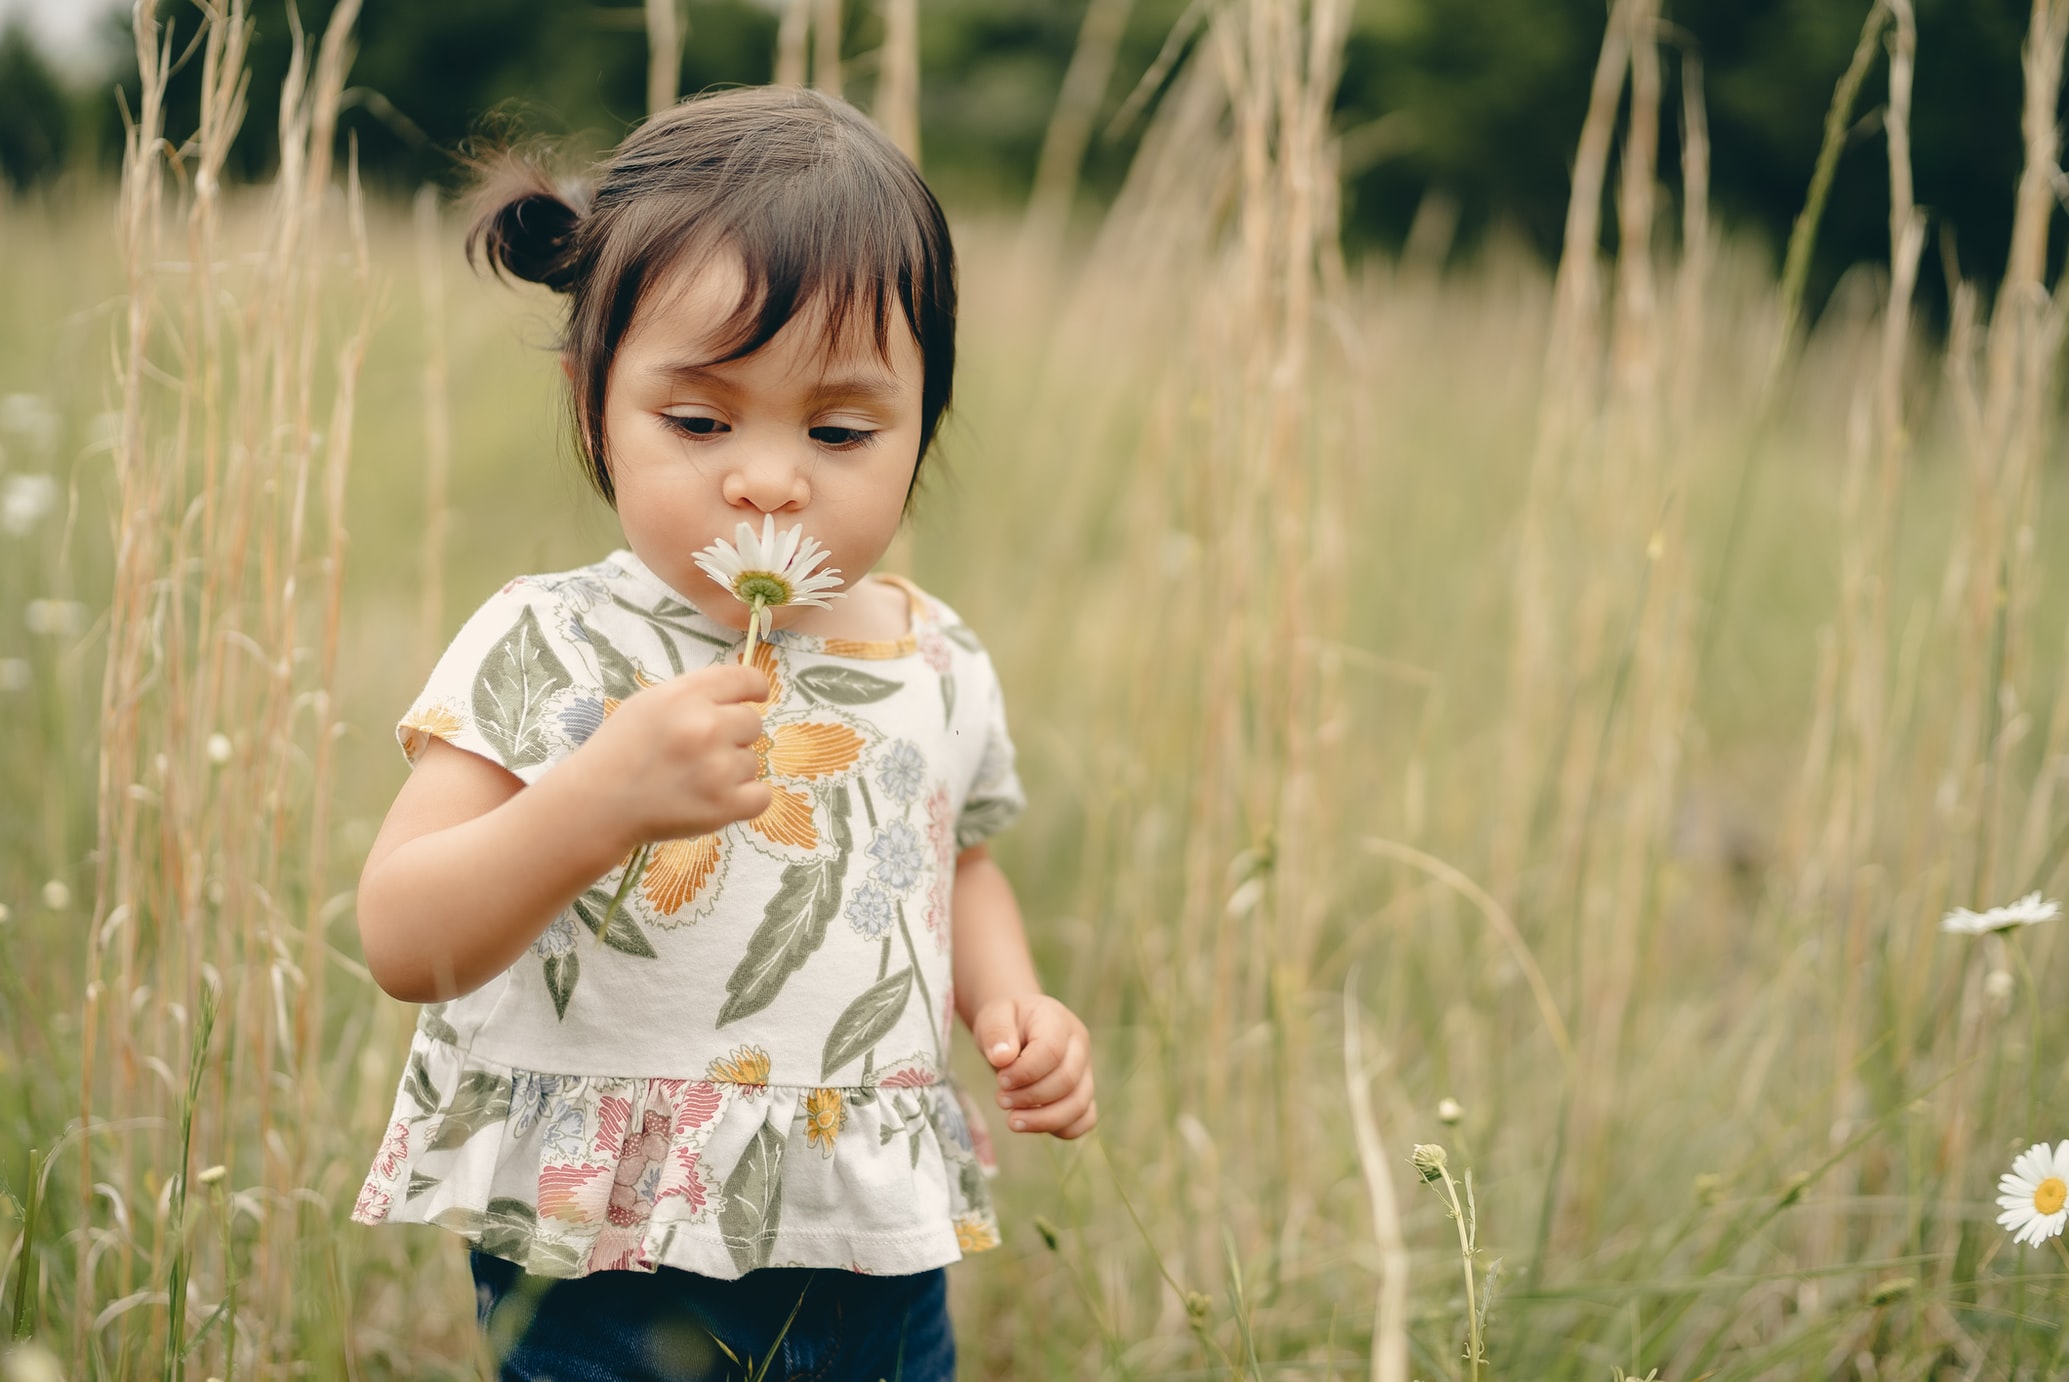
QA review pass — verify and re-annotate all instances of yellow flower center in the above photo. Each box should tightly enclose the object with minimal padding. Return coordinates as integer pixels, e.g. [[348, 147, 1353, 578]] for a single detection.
[[2035, 1177, 2067, 1216], [735, 572, 793, 607]]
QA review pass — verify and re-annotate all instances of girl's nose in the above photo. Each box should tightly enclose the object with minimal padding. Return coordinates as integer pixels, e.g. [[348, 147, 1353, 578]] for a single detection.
[[720, 448, 809, 513]]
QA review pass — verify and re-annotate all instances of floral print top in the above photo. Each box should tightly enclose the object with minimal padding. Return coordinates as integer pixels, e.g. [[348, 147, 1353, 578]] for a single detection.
[[352, 549, 1022, 1279]]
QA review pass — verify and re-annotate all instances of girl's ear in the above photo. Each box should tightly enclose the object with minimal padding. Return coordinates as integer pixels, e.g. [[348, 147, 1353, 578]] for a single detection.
[[560, 354, 576, 383]]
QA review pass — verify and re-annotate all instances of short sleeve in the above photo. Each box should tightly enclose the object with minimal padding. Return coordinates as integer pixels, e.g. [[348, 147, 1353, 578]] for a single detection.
[[396, 578, 604, 785], [956, 654, 1026, 851]]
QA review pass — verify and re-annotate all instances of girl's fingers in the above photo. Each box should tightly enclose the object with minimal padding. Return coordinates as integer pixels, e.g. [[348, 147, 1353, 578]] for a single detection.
[[1005, 1082, 1090, 1135], [997, 1034, 1085, 1109], [1056, 1101, 1099, 1140], [693, 664, 771, 704], [720, 704, 765, 746], [997, 1022, 1070, 1089]]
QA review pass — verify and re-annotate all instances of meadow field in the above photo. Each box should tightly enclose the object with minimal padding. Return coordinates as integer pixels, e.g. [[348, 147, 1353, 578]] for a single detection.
[[4, 0, 2069, 1377]]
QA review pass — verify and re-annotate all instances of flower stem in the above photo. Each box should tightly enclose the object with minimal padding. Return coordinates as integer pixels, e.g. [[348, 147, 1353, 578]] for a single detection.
[[743, 596, 767, 667], [1437, 1165, 1482, 1382], [599, 842, 651, 935]]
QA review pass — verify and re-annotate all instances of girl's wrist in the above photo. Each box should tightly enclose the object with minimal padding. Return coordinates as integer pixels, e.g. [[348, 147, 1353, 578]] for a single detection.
[[533, 748, 645, 869]]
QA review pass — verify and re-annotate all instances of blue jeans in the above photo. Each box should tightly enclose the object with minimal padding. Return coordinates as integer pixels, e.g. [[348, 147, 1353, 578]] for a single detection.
[[470, 1251, 956, 1382]]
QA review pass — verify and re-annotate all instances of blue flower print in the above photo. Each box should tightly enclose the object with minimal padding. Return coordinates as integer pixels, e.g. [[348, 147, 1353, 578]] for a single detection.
[[868, 820, 927, 893], [559, 696, 605, 744], [510, 1071, 556, 1137], [541, 1102, 587, 1160], [848, 883, 895, 940], [532, 915, 578, 959], [875, 740, 926, 806]]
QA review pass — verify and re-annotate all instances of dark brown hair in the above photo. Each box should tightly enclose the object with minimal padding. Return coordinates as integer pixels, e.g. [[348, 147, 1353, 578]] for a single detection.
[[467, 87, 957, 506]]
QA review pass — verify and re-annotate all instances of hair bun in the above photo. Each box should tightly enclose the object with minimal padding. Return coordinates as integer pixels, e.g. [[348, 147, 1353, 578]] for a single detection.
[[467, 177, 584, 293]]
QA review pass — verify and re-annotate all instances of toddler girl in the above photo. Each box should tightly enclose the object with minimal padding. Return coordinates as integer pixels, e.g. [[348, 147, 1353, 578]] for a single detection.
[[351, 86, 1096, 1381]]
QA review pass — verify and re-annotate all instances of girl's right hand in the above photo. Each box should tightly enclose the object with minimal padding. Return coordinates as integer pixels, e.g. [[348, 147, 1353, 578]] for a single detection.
[[573, 664, 773, 848]]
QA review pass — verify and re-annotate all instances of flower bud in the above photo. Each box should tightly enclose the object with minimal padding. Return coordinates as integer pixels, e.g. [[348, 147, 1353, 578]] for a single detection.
[[1411, 1143, 1449, 1182], [1033, 1215, 1059, 1251], [1436, 1098, 1464, 1125]]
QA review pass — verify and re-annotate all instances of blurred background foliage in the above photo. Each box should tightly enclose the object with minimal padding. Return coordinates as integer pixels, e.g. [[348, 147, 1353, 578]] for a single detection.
[[0, 0, 2050, 317]]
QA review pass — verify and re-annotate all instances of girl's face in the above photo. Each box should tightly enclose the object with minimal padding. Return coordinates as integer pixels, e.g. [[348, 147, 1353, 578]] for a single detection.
[[599, 251, 926, 632]]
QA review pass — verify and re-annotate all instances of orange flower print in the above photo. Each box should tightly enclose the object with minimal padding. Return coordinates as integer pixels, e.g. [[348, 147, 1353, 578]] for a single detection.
[[804, 1087, 846, 1157], [398, 702, 464, 764], [953, 1213, 998, 1252], [634, 642, 867, 924], [706, 1046, 771, 1090]]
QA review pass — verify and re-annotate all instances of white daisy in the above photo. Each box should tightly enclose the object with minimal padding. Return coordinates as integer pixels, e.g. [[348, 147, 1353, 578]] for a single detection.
[[692, 516, 846, 645], [1941, 891, 2060, 936], [1996, 1141, 2069, 1247]]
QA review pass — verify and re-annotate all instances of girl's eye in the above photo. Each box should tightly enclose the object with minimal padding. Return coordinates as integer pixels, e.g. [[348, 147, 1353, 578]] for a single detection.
[[662, 414, 727, 437], [809, 425, 875, 450]]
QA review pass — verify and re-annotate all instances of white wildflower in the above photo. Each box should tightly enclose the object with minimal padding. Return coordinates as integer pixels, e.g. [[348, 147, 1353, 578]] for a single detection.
[[1437, 1097, 1465, 1125], [24, 599, 88, 637], [1996, 1140, 2069, 1247], [1, 473, 57, 535], [41, 880, 70, 910], [0, 658, 29, 692], [692, 516, 845, 646], [1941, 892, 2060, 936], [206, 732, 234, 765]]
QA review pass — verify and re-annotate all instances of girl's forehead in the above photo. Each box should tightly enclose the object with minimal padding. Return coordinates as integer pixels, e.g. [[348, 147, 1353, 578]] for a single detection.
[[626, 250, 922, 382]]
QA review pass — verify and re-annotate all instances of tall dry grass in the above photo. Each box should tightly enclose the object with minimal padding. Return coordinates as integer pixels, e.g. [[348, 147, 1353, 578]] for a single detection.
[[2, 0, 2069, 1378]]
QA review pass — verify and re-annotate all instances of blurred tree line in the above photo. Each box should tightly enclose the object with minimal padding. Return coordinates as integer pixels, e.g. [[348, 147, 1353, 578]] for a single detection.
[[0, 0, 2047, 312]]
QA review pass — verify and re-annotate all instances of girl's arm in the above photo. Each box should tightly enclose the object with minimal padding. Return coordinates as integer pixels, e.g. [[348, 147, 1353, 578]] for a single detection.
[[357, 662, 771, 1003], [952, 845, 1098, 1139]]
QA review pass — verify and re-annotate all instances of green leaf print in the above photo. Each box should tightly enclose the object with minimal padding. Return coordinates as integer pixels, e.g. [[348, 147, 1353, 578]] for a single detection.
[[940, 669, 957, 726], [610, 591, 732, 655], [571, 613, 641, 700], [474, 605, 574, 771], [821, 967, 915, 1081], [720, 1122, 787, 1275], [404, 1050, 439, 1115], [792, 664, 902, 706], [573, 886, 658, 958], [942, 623, 984, 654], [544, 951, 578, 1021], [418, 1003, 461, 1047], [715, 858, 840, 1027], [427, 1069, 513, 1152], [406, 1169, 440, 1201], [434, 1197, 552, 1265], [956, 795, 1020, 851]]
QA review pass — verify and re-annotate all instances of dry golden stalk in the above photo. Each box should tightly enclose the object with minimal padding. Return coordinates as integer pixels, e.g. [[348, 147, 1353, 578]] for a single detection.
[[876, 0, 921, 163], [83, 0, 370, 1369], [646, 0, 684, 113], [812, 0, 843, 95]]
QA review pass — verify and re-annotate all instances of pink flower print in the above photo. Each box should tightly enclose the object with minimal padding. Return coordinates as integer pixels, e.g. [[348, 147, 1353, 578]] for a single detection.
[[923, 785, 955, 950], [607, 1108, 671, 1228], [652, 1080, 723, 1216], [593, 1094, 633, 1159], [354, 1181, 392, 1223], [538, 1164, 608, 1222], [918, 628, 952, 674], [373, 1119, 411, 1182]]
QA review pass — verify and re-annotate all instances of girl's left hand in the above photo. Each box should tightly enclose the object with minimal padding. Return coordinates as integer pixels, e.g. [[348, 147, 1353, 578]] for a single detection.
[[972, 996, 1097, 1139]]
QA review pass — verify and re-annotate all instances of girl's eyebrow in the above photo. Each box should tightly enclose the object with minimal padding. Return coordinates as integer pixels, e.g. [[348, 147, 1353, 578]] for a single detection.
[[654, 360, 905, 407]]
